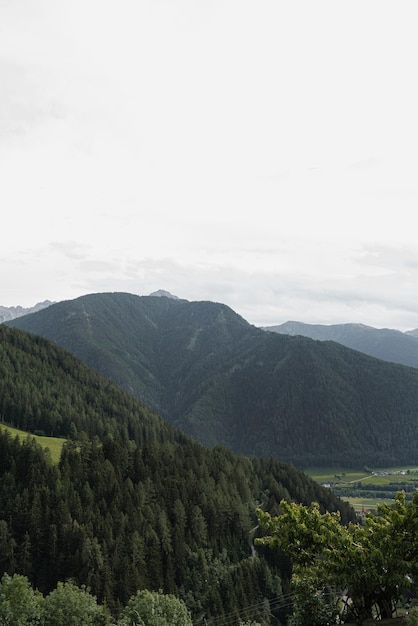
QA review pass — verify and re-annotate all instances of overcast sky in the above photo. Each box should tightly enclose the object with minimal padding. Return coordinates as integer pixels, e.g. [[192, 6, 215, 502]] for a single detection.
[[1, 1, 417, 329]]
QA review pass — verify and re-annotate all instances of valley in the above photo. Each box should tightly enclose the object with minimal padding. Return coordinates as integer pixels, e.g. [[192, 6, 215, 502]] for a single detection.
[[307, 465, 418, 512]]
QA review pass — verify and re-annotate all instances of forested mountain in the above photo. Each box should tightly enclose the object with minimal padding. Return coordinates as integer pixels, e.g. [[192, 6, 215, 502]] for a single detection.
[[8, 292, 418, 468], [0, 324, 186, 446], [263, 320, 418, 369], [0, 324, 353, 624]]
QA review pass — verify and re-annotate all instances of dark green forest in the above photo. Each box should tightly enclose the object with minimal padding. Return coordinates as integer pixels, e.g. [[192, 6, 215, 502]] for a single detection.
[[0, 324, 353, 624], [9, 292, 418, 468], [0, 323, 187, 446]]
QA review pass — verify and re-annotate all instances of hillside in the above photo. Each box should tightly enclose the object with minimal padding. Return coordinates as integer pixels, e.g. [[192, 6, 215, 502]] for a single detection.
[[8, 292, 418, 468], [263, 320, 418, 369], [0, 323, 186, 446], [0, 324, 353, 623]]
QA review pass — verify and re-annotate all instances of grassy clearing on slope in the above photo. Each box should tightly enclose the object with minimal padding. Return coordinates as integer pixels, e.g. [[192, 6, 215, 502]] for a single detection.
[[0, 423, 65, 463]]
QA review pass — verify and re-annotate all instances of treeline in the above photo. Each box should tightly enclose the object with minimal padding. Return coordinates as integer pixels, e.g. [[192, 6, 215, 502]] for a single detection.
[[0, 430, 353, 623]]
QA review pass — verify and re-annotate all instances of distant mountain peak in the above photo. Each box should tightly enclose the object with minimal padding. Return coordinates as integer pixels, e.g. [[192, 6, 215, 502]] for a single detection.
[[0, 300, 54, 323], [148, 290, 180, 300]]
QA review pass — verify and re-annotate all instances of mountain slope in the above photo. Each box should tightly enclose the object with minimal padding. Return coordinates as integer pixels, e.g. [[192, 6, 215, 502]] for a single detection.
[[0, 323, 353, 622], [8, 292, 418, 468], [263, 320, 418, 369], [7, 292, 255, 417], [0, 323, 186, 446]]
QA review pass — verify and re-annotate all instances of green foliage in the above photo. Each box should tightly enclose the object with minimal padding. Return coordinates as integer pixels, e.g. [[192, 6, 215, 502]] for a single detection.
[[0, 579, 192, 626], [258, 492, 418, 623], [42, 581, 109, 626], [0, 573, 43, 626], [0, 576, 109, 626], [0, 428, 349, 623], [118, 589, 192, 626], [407, 606, 418, 626], [287, 571, 338, 626]]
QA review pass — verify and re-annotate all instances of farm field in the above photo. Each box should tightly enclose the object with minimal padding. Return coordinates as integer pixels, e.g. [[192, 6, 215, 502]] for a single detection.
[[305, 466, 418, 513], [0, 423, 66, 463]]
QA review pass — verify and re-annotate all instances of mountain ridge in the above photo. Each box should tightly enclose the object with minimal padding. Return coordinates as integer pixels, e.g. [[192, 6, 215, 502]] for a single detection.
[[263, 320, 418, 369], [8, 291, 418, 468], [0, 300, 53, 323]]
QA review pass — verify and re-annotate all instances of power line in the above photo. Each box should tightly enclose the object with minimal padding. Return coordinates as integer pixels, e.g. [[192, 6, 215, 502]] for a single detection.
[[193, 591, 292, 626], [194, 587, 344, 626]]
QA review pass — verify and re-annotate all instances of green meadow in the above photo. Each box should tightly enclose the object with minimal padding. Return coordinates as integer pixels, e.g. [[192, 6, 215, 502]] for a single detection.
[[305, 466, 418, 513], [0, 423, 66, 464]]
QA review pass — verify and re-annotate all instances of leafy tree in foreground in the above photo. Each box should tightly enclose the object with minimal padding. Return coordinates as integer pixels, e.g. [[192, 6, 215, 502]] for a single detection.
[[0, 573, 43, 626], [117, 589, 192, 626], [286, 569, 339, 626], [257, 491, 418, 623], [42, 581, 109, 626]]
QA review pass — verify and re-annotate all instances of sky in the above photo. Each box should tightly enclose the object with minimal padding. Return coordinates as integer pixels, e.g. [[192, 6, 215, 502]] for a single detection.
[[1, 1, 418, 329]]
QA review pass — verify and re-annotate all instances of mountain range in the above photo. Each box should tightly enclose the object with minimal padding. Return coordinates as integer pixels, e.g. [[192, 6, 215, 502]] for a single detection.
[[263, 320, 418, 369], [4, 297, 418, 369], [0, 300, 53, 323], [8, 291, 418, 468]]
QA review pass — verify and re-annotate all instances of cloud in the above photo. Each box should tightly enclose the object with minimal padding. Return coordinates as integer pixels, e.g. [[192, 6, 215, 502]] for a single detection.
[[2, 241, 418, 331], [55, 250, 418, 330], [1, 0, 418, 333], [48, 241, 91, 261], [349, 157, 380, 170]]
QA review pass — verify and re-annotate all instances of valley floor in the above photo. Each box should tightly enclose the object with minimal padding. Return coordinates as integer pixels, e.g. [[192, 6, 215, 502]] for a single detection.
[[305, 466, 418, 513]]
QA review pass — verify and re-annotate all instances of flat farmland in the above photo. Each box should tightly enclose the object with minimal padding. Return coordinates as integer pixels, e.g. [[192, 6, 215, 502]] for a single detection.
[[305, 466, 418, 513]]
